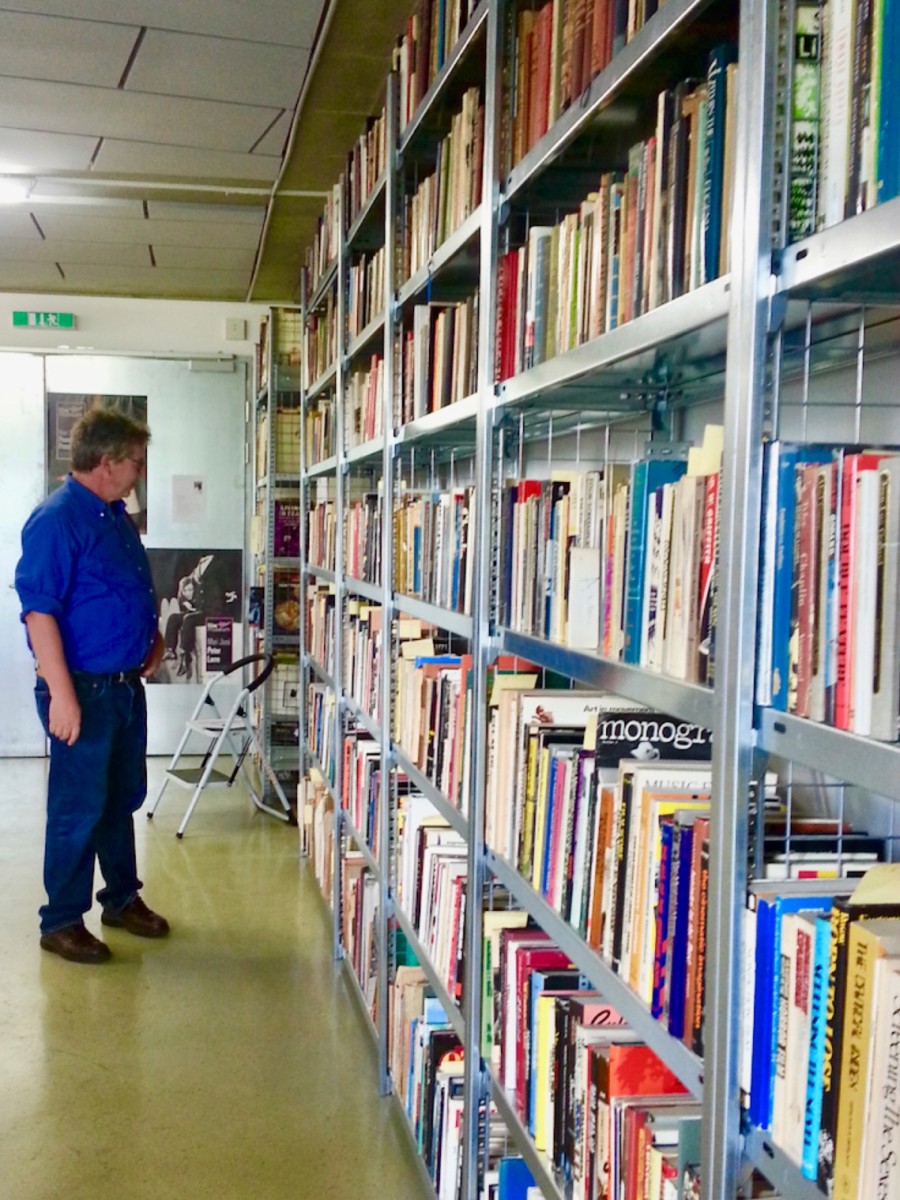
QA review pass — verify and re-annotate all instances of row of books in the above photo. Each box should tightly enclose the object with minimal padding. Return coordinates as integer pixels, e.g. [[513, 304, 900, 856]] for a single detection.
[[306, 583, 335, 673], [343, 857, 379, 1019], [303, 395, 334, 466], [273, 498, 301, 559], [257, 308, 301, 389], [500, 0, 668, 177], [343, 599, 382, 718], [348, 247, 386, 340], [303, 769, 334, 897], [305, 182, 342, 299], [343, 105, 388, 230], [341, 731, 381, 855], [393, 486, 475, 614], [400, 795, 468, 1002], [255, 405, 303, 479], [497, 470, 604, 649], [306, 680, 336, 782], [345, 490, 382, 583], [744, 870, 900, 1200], [486, 683, 718, 1026], [400, 85, 484, 283], [789, 0, 900, 239], [496, 427, 722, 685], [307, 499, 336, 570], [756, 441, 900, 740], [495, 54, 738, 380], [491, 918, 701, 1200], [395, 635, 472, 810], [399, 295, 479, 425], [303, 291, 338, 390], [393, 0, 482, 132], [344, 354, 385, 449]]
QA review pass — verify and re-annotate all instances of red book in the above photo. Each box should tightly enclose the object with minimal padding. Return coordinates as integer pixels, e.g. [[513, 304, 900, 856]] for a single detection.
[[514, 945, 574, 1116], [594, 1043, 689, 1200], [793, 464, 819, 717], [682, 814, 710, 1051], [591, 0, 613, 76], [498, 928, 550, 1088], [697, 471, 719, 685], [532, 3, 554, 148]]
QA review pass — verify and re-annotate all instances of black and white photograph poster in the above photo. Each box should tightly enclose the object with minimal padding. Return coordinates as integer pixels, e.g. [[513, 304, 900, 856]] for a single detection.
[[47, 393, 149, 532], [146, 548, 243, 685]]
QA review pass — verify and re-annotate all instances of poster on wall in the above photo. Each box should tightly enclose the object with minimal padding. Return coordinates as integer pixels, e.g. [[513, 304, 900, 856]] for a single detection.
[[47, 393, 149, 532], [145, 548, 243, 685]]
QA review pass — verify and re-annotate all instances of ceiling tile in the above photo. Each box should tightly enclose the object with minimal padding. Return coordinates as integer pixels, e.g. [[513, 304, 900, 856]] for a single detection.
[[58, 260, 251, 299], [0, 0, 326, 47], [145, 201, 264, 224], [0, 238, 152, 265], [0, 11, 139, 88], [31, 209, 262, 250], [150, 243, 256, 270], [0, 129, 99, 175], [0, 209, 45, 238], [126, 30, 306, 109], [0, 261, 70, 290], [94, 139, 280, 184], [0, 77, 281, 153]]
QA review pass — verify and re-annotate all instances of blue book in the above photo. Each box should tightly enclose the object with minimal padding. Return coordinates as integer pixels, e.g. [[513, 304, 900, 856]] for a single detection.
[[757, 442, 836, 709], [667, 820, 695, 1040], [539, 753, 560, 897], [802, 913, 832, 1179], [879, 0, 900, 201], [623, 457, 687, 663], [749, 891, 834, 1129], [651, 817, 676, 1019], [498, 1156, 536, 1200], [703, 43, 738, 280], [413, 523, 422, 595]]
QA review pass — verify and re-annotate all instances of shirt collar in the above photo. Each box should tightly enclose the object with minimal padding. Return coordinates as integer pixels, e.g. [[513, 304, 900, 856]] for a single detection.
[[65, 474, 126, 517]]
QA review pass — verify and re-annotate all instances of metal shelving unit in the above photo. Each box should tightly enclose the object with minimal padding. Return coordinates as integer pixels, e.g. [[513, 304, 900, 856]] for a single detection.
[[293, 0, 900, 1196], [251, 306, 302, 810]]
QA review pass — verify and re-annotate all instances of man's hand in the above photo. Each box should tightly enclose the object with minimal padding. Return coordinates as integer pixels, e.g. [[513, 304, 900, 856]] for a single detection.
[[142, 630, 166, 678], [48, 691, 81, 745]]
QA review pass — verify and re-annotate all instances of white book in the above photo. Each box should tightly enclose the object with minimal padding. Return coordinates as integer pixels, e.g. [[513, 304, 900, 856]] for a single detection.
[[819, 0, 855, 228], [566, 545, 602, 650]]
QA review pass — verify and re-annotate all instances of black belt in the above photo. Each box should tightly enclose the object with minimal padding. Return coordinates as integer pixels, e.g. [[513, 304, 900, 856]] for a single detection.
[[71, 667, 144, 685]]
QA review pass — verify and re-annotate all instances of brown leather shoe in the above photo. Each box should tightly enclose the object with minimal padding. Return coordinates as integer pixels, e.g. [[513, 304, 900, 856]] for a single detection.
[[102, 896, 170, 938], [40, 924, 111, 964]]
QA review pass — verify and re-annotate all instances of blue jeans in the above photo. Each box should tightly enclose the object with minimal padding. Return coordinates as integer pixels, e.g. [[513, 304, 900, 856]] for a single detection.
[[35, 674, 147, 935]]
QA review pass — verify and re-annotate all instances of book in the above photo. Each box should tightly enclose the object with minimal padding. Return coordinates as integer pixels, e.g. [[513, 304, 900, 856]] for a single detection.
[[832, 918, 900, 1200]]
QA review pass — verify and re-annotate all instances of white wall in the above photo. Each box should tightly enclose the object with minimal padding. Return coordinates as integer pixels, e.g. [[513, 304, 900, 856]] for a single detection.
[[0, 292, 267, 359]]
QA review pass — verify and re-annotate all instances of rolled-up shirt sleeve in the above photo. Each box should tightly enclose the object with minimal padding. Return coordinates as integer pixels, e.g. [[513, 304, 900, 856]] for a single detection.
[[15, 505, 75, 622]]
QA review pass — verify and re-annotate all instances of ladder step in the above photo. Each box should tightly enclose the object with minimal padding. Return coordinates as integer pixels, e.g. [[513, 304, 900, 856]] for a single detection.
[[185, 719, 250, 735], [165, 766, 232, 787]]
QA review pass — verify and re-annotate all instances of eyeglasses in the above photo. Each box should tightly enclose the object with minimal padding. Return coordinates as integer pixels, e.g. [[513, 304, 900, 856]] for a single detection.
[[124, 455, 146, 471]]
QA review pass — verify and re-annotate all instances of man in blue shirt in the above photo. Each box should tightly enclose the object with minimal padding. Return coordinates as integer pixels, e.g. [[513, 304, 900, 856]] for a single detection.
[[16, 407, 170, 963]]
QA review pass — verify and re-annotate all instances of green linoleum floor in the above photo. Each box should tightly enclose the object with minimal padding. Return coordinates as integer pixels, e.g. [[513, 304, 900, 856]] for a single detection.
[[0, 757, 432, 1200]]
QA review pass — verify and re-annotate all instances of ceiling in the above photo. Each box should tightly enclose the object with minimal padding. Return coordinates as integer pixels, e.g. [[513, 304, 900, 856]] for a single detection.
[[0, 0, 409, 305]]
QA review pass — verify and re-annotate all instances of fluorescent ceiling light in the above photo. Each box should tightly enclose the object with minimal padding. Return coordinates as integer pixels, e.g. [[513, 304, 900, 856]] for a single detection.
[[0, 176, 33, 204]]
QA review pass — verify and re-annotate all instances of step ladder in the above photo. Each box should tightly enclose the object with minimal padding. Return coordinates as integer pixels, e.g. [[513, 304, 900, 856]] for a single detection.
[[147, 653, 292, 838]]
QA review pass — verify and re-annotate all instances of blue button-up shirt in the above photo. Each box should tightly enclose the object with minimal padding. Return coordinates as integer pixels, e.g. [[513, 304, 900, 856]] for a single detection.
[[15, 476, 158, 673]]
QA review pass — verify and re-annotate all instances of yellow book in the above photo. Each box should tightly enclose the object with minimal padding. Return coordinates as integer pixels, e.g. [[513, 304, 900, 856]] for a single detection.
[[533, 992, 558, 1153], [833, 918, 900, 1200]]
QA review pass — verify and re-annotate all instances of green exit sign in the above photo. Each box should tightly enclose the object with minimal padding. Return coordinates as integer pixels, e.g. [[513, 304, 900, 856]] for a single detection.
[[13, 311, 75, 329]]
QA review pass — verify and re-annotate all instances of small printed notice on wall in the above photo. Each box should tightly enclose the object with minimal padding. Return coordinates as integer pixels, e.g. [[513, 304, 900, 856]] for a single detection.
[[205, 618, 233, 672], [172, 474, 207, 524]]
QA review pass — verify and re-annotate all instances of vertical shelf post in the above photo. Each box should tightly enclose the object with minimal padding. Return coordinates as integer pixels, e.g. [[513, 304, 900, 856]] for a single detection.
[[332, 192, 346, 961], [460, 1, 503, 1194], [704, 0, 780, 1195]]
